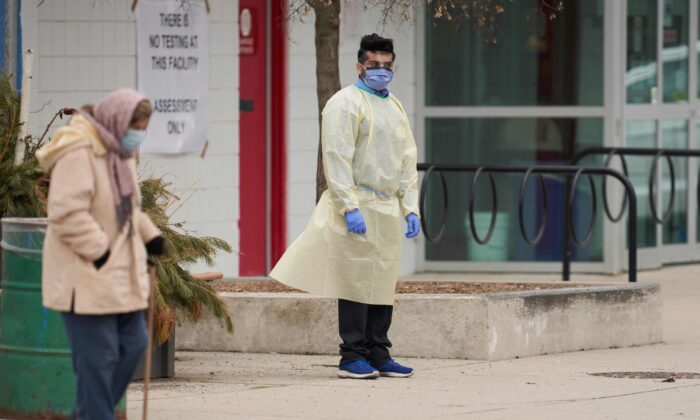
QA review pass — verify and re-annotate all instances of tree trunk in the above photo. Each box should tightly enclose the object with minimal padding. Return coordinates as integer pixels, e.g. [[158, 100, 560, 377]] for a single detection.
[[310, 0, 341, 203]]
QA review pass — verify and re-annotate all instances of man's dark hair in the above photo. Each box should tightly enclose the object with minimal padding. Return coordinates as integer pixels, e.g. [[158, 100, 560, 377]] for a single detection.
[[358, 33, 395, 62]]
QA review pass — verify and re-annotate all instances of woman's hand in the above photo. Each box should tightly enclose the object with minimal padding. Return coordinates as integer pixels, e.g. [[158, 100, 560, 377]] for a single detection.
[[145, 236, 166, 256]]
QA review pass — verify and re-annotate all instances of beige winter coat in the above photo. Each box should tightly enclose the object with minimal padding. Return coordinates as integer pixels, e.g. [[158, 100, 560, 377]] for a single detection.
[[37, 115, 161, 314]]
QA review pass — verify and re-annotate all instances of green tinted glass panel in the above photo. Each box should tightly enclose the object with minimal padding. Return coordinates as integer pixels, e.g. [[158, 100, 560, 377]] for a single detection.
[[626, 120, 657, 248], [424, 118, 603, 262], [627, 0, 658, 103], [662, 0, 689, 103], [425, 1, 603, 106], [660, 120, 688, 244]]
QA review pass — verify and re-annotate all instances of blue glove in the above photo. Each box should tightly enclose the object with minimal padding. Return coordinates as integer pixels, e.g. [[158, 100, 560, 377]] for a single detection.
[[344, 209, 367, 234], [406, 213, 420, 238]]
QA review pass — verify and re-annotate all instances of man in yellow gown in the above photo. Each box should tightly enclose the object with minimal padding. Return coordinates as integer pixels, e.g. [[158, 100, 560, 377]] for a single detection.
[[271, 34, 420, 379]]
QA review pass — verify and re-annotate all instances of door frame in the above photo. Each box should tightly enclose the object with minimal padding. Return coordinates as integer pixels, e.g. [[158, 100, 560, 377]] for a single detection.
[[269, 0, 288, 271], [239, 0, 287, 276]]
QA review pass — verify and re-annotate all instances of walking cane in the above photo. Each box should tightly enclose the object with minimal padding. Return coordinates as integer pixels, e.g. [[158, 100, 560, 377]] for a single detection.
[[142, 264, 157, 420]]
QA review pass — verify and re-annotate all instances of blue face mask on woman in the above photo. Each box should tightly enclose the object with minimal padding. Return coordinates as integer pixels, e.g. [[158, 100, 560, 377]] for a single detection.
[[362, 67, 393, 91], [121, 129, 146, 152]]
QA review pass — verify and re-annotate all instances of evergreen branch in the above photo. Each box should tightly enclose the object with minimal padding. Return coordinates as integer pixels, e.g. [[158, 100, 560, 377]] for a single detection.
[[141, 177, 234, 341]]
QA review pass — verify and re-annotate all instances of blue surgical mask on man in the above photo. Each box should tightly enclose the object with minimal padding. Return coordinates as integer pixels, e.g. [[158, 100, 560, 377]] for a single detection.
[[121, 129, 146, 151], [362, 66, 393, 92]]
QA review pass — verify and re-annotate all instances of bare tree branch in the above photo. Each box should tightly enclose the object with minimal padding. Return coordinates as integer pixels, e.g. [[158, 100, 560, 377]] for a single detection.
[[30, 100, 51, 115], [286, 0, 313, 23], [36, 108, 75, 148]]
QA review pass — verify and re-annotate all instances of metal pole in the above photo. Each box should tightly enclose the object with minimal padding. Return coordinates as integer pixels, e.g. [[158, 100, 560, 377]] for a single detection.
[[142, 266, 157, 420], [4, 0, 19, 82], [562, 174, 572, 281], [623, 177, 638, 283]]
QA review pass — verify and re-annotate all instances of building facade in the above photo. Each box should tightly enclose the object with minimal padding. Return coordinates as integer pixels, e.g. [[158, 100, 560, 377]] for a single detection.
[[4, 0, 700, 277]]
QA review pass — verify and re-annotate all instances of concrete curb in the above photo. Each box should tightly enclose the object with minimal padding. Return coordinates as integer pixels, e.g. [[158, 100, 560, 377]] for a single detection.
[[176, 284, 663, 361]]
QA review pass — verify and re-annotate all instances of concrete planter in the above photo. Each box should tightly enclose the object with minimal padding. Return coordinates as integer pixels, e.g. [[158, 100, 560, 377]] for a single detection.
[[176, 284, 663, 361]]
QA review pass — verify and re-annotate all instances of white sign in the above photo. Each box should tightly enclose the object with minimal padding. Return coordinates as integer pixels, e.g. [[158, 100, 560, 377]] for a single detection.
[[239, 8, 255, 55], [136, 0, 209, 154]]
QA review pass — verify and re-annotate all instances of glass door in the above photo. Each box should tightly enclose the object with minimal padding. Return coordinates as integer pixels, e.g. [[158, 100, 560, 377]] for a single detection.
[[624, 0, 700, 268]]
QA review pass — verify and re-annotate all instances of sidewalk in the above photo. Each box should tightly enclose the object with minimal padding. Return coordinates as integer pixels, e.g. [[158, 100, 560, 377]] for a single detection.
[[127, 265, 700, 419]]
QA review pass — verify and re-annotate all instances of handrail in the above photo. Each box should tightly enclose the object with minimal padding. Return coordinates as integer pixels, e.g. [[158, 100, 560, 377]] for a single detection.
[[417, 163, 638, 282]]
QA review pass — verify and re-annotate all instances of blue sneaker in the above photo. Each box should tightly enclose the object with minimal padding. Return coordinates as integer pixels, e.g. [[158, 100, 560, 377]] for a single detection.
[[337, 359, 380, 379], [373, 359, 414, 378]]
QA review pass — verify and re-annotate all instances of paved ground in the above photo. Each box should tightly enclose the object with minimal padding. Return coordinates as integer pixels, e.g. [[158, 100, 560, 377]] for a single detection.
[[127, 265, 700, 419]]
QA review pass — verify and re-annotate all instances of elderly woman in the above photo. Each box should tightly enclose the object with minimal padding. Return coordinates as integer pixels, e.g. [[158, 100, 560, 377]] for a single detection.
[[36, 89, 165, 419]]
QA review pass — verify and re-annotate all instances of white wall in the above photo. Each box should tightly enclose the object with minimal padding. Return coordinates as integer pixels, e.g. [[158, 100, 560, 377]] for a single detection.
[[21, 0, 240, 277], [286, 5, 419, 276]]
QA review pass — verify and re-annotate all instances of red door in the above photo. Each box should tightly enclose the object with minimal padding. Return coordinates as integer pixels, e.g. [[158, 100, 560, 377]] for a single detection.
[[239, 0, 287, 276]]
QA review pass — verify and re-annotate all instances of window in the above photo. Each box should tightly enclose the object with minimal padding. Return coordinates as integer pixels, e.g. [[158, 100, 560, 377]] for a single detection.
[[423, 118, 604, 262], [425, 0, 604, 106], [662, 0, 689, 103], [626, 120, 658, 248]]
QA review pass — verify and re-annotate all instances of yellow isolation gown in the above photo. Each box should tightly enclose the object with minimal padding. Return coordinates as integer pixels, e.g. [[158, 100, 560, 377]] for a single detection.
[[270, 84, 419, 305]]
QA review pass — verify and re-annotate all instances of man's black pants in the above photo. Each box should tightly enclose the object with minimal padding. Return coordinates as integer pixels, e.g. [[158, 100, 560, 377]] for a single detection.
[[338, 299, 393, 367]]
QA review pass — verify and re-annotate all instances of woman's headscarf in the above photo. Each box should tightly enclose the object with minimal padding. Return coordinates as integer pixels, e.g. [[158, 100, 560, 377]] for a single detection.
[[78, 88, 148, 231]]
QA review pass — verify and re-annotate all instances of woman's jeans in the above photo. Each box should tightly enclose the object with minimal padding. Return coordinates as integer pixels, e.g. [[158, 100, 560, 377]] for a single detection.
[[61, 310, 148, 420]]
